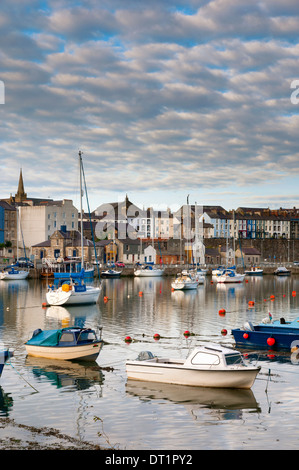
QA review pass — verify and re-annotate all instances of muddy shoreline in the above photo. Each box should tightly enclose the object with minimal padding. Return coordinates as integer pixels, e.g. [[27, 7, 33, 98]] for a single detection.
[[0, 417, 102, 450]]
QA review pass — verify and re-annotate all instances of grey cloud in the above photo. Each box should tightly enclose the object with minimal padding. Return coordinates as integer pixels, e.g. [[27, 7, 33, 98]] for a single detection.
[[0, 0, 298, 208]]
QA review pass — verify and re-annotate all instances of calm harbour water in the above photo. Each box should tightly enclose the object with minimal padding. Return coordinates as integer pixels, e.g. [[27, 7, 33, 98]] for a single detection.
[[0, 273, 299, 450]]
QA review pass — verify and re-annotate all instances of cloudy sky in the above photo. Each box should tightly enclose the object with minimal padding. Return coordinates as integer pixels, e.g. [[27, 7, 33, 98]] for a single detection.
[[0, 0, 298, 213]]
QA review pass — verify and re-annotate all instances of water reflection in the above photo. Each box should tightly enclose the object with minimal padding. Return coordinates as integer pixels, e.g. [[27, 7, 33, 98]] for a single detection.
[[45, 304, 102, 330], [25, 356, 104, 391], [0, 275, 299, 449], [0, 387, 13, 416], [126, 380, 261, 420]]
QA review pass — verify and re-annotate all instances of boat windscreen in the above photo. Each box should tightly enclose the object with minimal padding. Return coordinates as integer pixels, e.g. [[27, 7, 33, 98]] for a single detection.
[[225, 353, 244, 366]]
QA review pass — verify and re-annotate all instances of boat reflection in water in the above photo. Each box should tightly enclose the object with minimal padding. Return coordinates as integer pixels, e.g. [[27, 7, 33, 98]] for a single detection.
[[25, 356, 104, 391], [0, 387, 13, 416], [126, 380, 260, 421]]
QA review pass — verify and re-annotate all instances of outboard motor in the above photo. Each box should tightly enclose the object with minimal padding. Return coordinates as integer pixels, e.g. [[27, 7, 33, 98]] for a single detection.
[[136, 351, 155, 361], [243, 321, 254, 331]]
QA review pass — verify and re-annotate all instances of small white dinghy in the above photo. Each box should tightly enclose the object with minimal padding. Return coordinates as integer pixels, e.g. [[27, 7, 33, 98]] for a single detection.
[[126, 343, 260, 389]]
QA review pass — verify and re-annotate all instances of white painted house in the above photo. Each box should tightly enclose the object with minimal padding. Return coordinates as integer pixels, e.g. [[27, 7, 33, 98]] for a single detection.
[[19, 199, 78, 251]]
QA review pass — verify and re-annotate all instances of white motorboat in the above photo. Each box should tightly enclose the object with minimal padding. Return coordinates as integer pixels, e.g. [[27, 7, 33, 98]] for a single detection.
[[245, 267, 263, 276], [46, 279, 101, 306], [216, 269, 245, 284], [171, 273, 199, 290], [101, 269, 122, 278], [25, 326, 103, 361], [134, 265, 164, 277], [0, 267, 29, 280], [126, 344, 260, 389]]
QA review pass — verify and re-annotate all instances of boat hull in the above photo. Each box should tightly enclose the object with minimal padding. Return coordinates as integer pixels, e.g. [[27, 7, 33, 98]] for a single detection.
[[0, 350, 13, 377], [232, 327, 299, 350], [25, 341, 103, 361], [101, 270, 121, 278], [134, 270, 164, 277], [171, 281, 198, 290], [46, 286, 101, 306], [0, 271, 29, 280], [245, 270, 263, 276], [126, 362, 259, 389], [217, 274, 245, 283]]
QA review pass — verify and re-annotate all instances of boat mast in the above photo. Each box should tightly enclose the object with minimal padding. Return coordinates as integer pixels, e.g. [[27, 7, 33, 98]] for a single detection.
[[79, 150, 84, 268]]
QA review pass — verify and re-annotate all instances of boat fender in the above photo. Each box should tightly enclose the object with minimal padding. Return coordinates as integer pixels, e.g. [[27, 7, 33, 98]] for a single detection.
[[267, 337, 275, 346], [243, 321, 254, 331]]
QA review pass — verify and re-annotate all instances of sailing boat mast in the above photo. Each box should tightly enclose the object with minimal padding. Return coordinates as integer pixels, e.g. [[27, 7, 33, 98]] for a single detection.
[[79, 150, 84, 268]]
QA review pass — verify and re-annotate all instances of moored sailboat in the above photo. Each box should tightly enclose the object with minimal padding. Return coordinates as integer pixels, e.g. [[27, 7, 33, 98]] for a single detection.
[[46, 151, 101, 306]]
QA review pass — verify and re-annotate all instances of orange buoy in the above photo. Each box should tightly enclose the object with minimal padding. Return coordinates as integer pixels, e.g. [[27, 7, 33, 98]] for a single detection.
[[42, 302, 47, 308], [103, 296, 108, 303], [248, 300, 255, 306], [243, 333, 249, 339], [270, 295, 275, 300], [138, 291, 143, 296]]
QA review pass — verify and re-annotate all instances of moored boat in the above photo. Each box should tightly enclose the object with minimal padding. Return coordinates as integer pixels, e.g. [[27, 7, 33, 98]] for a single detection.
[[46, 277, 101, 306], [126, 344, 260, 389], [101, 269, 122, 278], [245, 267, 263, 276], [0, 266, 29, 280], [134, 265, 164, 277], [232, 315, 299, 350], [216, 269, 245, 284], [0, 349, 13, 377], [171, 273, 199, 290], [25, 326, 103, 361], [274, 266, 291, 276]]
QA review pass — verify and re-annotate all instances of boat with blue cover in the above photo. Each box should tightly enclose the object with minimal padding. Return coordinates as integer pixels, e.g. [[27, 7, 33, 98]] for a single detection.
[[232, 314, 299, 350], [25, 326, 103, 361]]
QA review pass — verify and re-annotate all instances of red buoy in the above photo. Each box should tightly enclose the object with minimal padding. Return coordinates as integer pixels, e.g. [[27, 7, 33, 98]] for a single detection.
[[221, 329, 227, 336], [243, 333, 249, 339], [183, 330, 190, 337], [139, 291, 143, 296], [292, 291, 296, 297], [248, 300, 254, 306], [218, 308, 226, 315], [124, 336, 132, 343], [153, 333, 160, 340], [267, 337, 275, 346]]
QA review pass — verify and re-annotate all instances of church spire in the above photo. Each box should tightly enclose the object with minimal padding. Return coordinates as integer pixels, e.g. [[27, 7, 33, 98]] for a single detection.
[[15, 168, 27, 202]]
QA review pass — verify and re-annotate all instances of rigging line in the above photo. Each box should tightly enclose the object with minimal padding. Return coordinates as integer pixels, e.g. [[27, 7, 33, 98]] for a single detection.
[[80, 155, 101, 281], [7, 352, 39, 393]]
